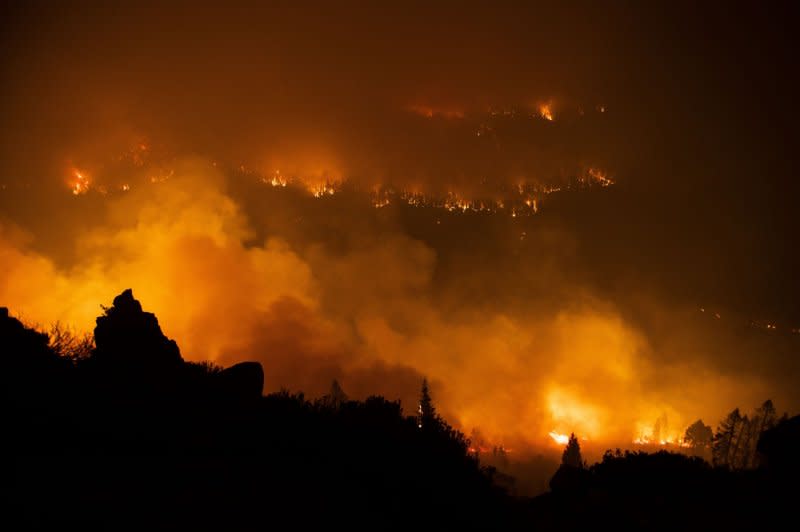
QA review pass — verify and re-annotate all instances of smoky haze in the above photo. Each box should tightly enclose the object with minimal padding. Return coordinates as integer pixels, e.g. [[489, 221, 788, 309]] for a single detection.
[[1, 1, 799, 459]]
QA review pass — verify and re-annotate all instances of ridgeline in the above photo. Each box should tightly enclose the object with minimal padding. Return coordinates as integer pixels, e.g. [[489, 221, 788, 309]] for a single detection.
[[3, 291, 798, 530]]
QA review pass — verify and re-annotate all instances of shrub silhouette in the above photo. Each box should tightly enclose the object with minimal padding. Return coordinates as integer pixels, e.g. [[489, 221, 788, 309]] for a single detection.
[[3, 291, 508, 529], [2, 291, 797, 530]]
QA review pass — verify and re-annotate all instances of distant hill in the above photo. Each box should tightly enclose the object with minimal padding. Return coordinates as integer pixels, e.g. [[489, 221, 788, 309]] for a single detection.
[[3, 291, 798, 530]]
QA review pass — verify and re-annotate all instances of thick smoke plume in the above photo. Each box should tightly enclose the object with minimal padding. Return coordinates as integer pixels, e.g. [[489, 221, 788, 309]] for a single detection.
[[2, 159, 794, 459], [2, 3, 799, 468]]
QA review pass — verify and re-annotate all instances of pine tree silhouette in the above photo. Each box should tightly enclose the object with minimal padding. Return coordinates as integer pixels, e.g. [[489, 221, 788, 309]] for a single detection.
[[418, 378, 438, 430], [321, 379, 349, 409], [562, 433, 584, 469], [713, 408, 742, 468]]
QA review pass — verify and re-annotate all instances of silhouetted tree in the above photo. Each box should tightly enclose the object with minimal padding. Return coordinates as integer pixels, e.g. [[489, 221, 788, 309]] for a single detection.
[[684, 419, 713, 454], [562, 433, 584, 469], [418, 378, 437, 430], [2, 292, 511, 529], [712, 401, 783, 470], [747, 399, 777, 467], [5, 290, 799, 529], [48, 322, 93, 361], [757, 414, 800, 473], [734, 415, 759, 469], [755, 399, 777, 435], [713, 408, 743, 468], [729, 413, 748, 469], [736, 399, 777, 468], [549, 433, 587, 494], [319, 378, 349, 409]]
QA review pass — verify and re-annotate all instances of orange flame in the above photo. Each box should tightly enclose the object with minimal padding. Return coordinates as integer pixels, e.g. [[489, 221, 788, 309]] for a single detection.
[[538, 102, 554, 121], [549, 431, 569, 445], [70, 169, 90, 195]]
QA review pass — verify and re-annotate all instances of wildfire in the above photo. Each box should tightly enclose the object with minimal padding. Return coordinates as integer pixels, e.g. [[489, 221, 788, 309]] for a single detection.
[[549, 431, 570, 445], [406, 104, 465, 119], [63, 147, 616, 218], [538, 102, 554, 121], [632, 435, 692, 448], [252, 167, 615, 216], [310, 182, 338, 197], [631, 414, 694, 448], [587, 168, 614, 187], [263, 170, 288, 188], [547, 388, 602, 439], [70, 169, 90, 195], [149, 169, 174, 184]]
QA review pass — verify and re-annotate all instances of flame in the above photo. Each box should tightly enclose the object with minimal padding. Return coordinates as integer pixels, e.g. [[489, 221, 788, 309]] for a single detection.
[[5, 122, 784, 461], [263, 170, 288, 188], [70, 169, 90, 195], [632, 435, 692, 448], [179, 161, 614, 216], [538, 102, 554, 121], [547, 387, 601, 439], [406, 104, 465, 119], [587, 168, 614, 187], [631, 413, 694, 448], [310, 182, 338, 197], [548, 431, 569, 445]]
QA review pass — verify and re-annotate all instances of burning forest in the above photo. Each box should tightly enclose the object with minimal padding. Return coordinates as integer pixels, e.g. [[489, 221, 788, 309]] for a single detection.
[[2, 2, 800, 529]]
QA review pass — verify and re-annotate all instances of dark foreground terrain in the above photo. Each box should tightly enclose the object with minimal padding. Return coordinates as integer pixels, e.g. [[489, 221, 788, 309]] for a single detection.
[[3, 290, 798, 530]]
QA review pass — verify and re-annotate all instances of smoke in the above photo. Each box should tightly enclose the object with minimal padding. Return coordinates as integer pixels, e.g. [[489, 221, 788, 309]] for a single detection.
[[2, 157, 794, 462], [1, 3, 799, 475]]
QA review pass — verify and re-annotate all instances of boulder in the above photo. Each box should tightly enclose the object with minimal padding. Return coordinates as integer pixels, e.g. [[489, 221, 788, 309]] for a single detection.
[[92, 289, 183, 372], [217, 361, 264, 400]]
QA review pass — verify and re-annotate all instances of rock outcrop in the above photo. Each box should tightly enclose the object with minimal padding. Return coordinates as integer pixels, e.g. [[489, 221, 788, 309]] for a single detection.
[[92, 289, 183, 371], [218, 361, 264, 400]]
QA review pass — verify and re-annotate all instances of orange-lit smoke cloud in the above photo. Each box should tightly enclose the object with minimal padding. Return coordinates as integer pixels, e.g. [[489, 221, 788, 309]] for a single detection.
[[0, 159, 781, 458]]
